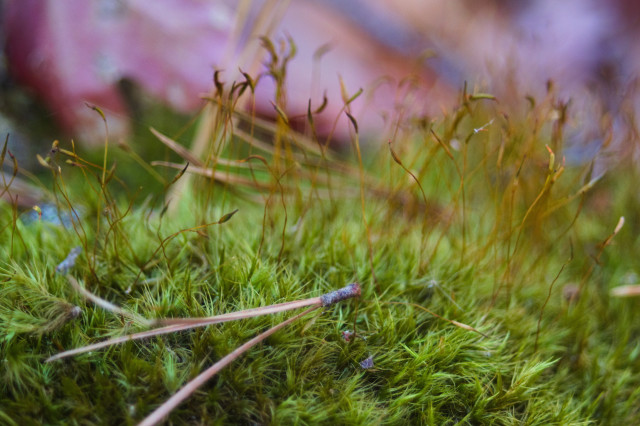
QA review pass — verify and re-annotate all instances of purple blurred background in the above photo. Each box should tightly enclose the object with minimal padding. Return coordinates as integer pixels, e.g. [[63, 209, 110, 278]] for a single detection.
[[2, 0, 639, 161]]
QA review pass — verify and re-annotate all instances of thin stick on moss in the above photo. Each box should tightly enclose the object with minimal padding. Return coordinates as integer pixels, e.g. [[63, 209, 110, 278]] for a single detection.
[[152, 298, 323, 326], [46, 283, 361, 362], [138, 305, 318, 426]]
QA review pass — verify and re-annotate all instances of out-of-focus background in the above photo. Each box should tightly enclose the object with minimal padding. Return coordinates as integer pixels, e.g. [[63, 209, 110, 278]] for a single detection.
[[2, 0, 639, 169]]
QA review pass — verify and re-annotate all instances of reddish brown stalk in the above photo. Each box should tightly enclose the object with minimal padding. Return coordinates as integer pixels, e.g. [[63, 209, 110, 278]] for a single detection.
[[534, 246, 573, 352], [573, 216, 625, 299], [130, 210, 239, 291]]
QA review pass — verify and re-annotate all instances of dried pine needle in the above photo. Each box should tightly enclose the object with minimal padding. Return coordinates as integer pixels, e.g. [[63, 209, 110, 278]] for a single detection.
[[138, 306, 319, 426], [46, 283, 361, 362]]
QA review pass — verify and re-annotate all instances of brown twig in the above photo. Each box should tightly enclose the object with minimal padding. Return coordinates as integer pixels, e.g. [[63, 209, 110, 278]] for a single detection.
[[46, 283, 361, 362]]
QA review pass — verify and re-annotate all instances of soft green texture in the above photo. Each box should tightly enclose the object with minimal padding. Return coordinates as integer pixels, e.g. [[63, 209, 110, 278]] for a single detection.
[[1, 92, 639, 426]]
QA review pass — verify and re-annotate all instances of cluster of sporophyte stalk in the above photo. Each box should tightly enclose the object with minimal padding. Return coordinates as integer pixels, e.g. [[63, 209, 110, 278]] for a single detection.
[[1, 43, 640, 425]]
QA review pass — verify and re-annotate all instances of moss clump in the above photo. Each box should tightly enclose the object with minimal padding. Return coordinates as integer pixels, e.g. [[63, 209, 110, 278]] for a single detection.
[[1, 72, 640, 425]]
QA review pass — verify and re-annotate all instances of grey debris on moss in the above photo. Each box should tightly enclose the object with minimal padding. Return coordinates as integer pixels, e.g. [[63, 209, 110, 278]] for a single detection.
[[320, 282, 361, 306]]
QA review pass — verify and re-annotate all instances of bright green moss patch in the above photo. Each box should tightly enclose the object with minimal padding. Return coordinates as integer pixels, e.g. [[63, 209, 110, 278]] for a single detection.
[[1, 79, 640, 425]]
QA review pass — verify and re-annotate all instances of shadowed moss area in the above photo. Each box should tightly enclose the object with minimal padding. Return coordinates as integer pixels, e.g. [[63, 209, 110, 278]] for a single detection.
[[1, 82, 640, 425]]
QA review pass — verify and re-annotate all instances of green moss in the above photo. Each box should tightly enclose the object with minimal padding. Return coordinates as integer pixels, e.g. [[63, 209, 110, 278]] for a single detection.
[[2, 78, 640, 425]]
